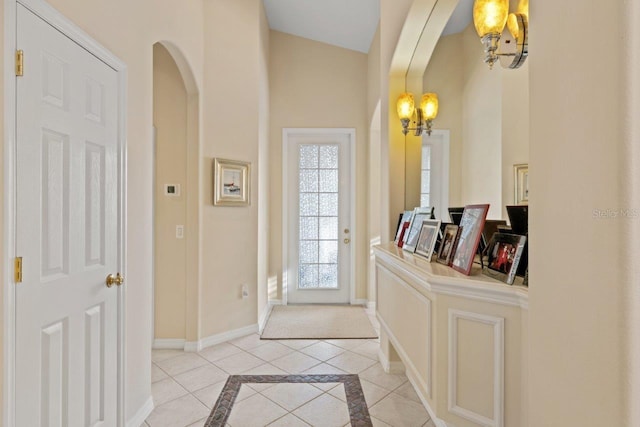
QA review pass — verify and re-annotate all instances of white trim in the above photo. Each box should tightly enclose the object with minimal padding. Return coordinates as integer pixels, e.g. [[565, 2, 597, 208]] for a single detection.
[[376, 348, 405, 375], [4, 1, 128, 425], [351, 299, 368, 306], [152, 339, 186, 350], [3, 0, 18, 425], [125, 396, 154, 427], [258, 301, 275, 333], [377, 299, 432, 398], [374, 246, 529, 310], [405, 371, 449, 427], [366, 301, 376, 311], [183, 324, 259, 353], [448, 309, 504, 427], [282, 128, 357, 305], [268, 299, 283, 306], [422, 129, 450, 221]]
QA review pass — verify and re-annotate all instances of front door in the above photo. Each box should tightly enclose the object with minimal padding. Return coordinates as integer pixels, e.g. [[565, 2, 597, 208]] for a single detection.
[[285, 130, 353, 304], [15, 4, 121, 425]]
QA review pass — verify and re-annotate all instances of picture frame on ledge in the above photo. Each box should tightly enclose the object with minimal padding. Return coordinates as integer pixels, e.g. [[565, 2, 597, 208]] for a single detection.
[[403, 206, 435, 252], [415, 219, 441, 259], [437, 224, 460, 265], [394, 210, 414, 246], [214, 158, 251, 206], [451, 204, 490, 275], [482, 233, 527, 285]]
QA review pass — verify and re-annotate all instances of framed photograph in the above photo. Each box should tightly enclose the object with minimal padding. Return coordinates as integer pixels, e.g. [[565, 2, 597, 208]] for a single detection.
[[415, 219, 441, 259], [214, 158, 251, 206], [403, 206, 435, 252], [437, 224, 460, 265], [451, 204, 490, 275], [514, 163, 529, 205], [394, 210, 414, 245], [396, 222, 410, 248], [482, 233, 527, 285]]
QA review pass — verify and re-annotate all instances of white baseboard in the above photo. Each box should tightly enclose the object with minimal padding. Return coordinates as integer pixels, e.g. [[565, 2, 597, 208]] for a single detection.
[[377, 348, 405, 374], [269, 299, 283, 305], [405, 371, 450, 427], [367, 301, 376, 311], [126, 396, 154, 427], [152, 339, 185, 350], [351, 299, 368, 306], [259, 303, 274, 334], [184, 324, 259, 352]]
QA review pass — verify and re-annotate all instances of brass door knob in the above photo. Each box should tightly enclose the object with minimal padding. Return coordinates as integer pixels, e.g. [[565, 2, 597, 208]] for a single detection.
[[106, 273, 124, 288], [344, 228, 350, 234], [344, 238, 351, 244]]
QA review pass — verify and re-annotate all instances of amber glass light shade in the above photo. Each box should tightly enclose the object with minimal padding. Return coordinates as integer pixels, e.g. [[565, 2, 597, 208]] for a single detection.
[[507, 13, 519, 38], [397, 93, 415, 120], [507, 0, 528, 39], [420, 93, 438, 121], [473, 0, 509, 37]]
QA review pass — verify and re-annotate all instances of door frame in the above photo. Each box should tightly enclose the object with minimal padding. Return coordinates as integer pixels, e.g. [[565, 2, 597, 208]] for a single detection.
[[3, 0, 128, 425], [281, 128, 357, 306]]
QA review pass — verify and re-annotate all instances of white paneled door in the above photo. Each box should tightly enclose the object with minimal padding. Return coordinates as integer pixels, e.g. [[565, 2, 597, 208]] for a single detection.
[[15, 4, 121, 426], [285, 130, 353, 304]]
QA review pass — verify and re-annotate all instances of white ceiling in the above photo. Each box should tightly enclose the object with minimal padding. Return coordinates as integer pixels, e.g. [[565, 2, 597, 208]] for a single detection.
[[263, 0, 380, 54]]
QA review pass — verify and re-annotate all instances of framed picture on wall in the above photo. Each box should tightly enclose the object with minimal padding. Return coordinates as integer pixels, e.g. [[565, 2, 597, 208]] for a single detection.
[[213, 158, 251, 206], [514, 163, 529, 205], [451, 204, 490, 275]]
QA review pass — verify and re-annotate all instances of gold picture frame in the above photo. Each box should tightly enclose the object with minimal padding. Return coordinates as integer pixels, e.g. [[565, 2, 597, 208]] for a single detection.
[[514, 163, 529, 205], [214, 158, 251, 206]]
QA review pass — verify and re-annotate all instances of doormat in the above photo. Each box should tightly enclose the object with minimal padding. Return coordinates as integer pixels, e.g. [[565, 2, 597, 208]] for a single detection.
[[260, 305, 378, 340]]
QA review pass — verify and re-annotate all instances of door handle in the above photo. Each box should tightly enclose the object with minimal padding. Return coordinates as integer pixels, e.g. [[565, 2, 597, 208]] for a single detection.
[[344, 238, 351, 244], [106, 273, 124, 288]]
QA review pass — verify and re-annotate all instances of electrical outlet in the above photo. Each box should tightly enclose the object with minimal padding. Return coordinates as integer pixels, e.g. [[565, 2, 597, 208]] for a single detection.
[[176, 225, 184, 239], [242, 285, 249, 299]]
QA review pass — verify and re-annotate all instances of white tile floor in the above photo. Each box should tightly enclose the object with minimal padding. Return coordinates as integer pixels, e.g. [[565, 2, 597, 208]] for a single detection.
[[145, 310, 435, 427]]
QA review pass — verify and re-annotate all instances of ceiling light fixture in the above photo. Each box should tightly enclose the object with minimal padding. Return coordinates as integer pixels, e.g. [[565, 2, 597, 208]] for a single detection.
[[473, 0, 528, 69], [397, 92, 439, 136]]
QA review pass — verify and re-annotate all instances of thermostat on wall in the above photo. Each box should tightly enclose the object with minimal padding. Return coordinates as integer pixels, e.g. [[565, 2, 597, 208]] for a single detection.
[[164, 184, 181, 197]]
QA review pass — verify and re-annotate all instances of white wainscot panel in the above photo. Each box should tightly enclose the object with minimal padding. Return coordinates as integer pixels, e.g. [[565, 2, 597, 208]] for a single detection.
[[448, 309, 504, 427]]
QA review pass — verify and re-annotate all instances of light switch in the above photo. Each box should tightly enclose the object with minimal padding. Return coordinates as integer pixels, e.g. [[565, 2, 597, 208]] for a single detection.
[[176, 225, 184, 239]]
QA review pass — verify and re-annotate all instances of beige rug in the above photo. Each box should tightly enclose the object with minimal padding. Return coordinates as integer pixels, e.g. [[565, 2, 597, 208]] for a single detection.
[[261, 305, 378, 340]]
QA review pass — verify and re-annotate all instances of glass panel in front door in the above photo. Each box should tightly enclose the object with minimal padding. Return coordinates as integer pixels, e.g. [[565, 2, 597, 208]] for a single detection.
[[298, 144, 340, 289]]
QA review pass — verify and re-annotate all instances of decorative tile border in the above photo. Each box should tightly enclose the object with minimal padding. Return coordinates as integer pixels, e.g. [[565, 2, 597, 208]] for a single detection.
[[204, 374, 373, 427]]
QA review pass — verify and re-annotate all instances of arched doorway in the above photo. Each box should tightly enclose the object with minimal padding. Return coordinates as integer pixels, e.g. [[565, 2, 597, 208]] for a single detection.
[[152, 42, 200, 349]]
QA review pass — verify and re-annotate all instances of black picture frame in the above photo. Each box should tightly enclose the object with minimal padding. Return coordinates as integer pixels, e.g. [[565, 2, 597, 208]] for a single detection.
[[482, 233, 527, 285], [437, 224, 460, 265]]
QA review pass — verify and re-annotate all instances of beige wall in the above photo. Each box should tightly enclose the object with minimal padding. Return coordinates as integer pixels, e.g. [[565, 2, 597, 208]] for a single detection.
[[461, 25, 503, 219], [153, 43, 188, 340], [257, 2, 270, 323], [423, 32, 464, 208], [201, 0, 266, 337], [268, 31, 369, 300], [529, 0, 633, 425], [418, 25, 529, 221]]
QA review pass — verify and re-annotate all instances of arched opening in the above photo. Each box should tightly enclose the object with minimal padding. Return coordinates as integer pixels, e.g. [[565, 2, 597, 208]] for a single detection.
[[152, 41, 200, 349]]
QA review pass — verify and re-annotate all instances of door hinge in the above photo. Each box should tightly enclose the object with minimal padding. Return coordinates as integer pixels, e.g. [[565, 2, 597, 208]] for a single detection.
[[15, 50, 24, 77], [14, 257, 23, 283]]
